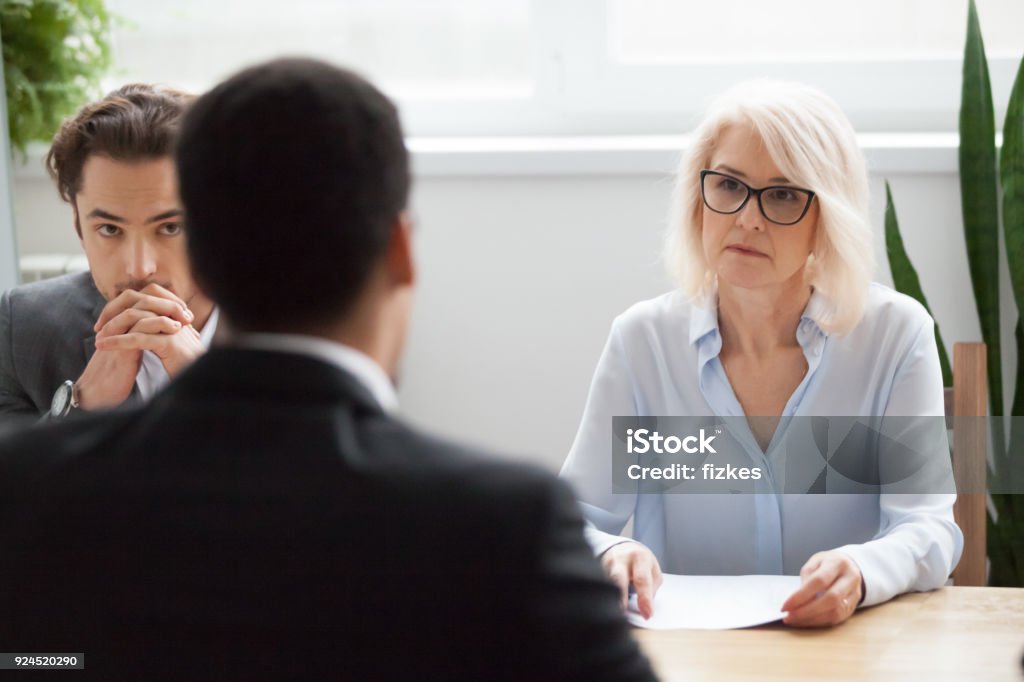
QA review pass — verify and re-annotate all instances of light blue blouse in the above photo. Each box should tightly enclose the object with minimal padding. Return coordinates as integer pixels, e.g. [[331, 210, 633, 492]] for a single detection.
[[560, 283, 963, 606]]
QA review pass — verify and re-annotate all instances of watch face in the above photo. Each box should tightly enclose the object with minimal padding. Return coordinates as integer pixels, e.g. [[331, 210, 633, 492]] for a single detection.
[[51, 381, 73, 416]]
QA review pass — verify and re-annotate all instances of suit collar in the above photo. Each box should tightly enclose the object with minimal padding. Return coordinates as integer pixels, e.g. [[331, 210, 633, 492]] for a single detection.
[[160, 347, 386, 415], [234, 333, 397, 413]]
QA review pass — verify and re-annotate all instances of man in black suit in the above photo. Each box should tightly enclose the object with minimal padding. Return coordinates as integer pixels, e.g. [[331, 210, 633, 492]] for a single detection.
[[0, 59, 657, 681]]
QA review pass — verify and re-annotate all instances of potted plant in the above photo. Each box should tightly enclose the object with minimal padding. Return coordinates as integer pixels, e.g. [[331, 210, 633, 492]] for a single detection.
[[886, 0, 1023, 586]]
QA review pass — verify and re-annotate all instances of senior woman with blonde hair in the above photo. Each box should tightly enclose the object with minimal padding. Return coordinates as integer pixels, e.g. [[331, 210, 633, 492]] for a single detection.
[[560, 80, 962, 627]]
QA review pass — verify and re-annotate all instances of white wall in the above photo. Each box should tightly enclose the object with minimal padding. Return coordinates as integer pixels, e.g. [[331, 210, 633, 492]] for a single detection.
[[10, 153, 1014, 473]]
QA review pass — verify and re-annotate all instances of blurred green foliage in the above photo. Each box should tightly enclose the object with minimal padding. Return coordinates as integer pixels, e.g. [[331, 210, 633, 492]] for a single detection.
[[0, 0, 113, 157]]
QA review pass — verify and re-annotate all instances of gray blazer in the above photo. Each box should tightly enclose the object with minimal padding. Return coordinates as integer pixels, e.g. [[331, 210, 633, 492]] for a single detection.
[[0, 271, 106, 425]]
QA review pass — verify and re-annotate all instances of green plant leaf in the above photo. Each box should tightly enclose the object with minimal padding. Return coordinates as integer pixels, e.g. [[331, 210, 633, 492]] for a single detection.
[[988, 493, 1024, 586], [960, 0, 1003, 418], [1003, 49, 1024, 409], [1001, 57, 1024, 538], [884, 181, 953, 386], [1, 0, 114, 155]]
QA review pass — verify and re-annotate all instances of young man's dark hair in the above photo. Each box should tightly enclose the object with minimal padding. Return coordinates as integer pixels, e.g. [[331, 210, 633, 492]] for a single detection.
[[0, 58, 655, 681], [177, 58, 410, 332], [47, 83, 193, 229]]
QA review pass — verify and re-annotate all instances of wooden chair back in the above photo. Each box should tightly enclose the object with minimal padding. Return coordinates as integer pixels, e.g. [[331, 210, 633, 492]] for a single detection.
[[944, 342, 987, 586]]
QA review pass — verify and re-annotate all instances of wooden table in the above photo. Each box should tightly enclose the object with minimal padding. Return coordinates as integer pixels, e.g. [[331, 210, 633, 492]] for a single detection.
[[635, 587, 1024, 681]]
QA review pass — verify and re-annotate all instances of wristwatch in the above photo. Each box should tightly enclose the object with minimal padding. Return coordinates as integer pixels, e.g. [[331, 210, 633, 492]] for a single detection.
[[50, 380, 80, 417]]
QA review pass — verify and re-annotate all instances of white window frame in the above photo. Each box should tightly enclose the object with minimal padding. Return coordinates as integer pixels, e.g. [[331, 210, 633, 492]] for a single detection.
[[543, 0, 1021, 135], [97, 0, 1021, 138]]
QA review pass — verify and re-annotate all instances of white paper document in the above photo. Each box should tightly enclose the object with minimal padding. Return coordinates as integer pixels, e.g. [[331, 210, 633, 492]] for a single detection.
[[626, 574, 802, 630]]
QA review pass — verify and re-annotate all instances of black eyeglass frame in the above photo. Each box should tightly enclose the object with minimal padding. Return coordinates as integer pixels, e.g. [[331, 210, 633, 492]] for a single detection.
[[699, 169, 816, 226]]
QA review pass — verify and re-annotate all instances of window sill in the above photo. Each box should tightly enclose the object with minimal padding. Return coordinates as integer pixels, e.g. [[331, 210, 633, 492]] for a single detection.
[[13, 133, 968, 180]]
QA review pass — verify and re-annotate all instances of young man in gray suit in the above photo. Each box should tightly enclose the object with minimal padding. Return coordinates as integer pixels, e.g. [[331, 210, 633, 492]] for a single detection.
[[0, 85, 216, 426], [0, 59, 657, 680]]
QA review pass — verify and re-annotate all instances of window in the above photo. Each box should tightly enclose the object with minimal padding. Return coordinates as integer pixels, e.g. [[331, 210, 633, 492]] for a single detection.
[[104, 0, 1024, 136], [610, 0, 1024, 63], [108, 0, 532, 98]]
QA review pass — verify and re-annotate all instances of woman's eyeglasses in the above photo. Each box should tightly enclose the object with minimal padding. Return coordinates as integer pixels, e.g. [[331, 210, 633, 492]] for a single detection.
[[700, 170, 815, 226]]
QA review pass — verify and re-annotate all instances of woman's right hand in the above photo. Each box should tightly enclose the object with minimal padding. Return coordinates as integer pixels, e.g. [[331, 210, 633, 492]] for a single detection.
[[600, 541, 663, 619]]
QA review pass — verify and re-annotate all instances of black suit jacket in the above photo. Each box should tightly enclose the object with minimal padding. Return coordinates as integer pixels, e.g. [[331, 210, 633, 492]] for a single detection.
[[0, 348, 656, 681]]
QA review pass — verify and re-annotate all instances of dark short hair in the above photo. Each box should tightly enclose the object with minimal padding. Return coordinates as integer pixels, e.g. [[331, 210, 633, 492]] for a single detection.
[[46, 84, 193, 205], [176, 58, 410, 332]]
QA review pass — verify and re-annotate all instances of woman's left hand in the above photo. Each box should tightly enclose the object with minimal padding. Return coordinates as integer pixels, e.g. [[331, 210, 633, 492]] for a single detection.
[[781, 551, 864, 627]]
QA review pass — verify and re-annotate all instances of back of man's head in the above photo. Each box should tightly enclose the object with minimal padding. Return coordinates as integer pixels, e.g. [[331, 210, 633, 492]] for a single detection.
[[176, 58, 411, 333]]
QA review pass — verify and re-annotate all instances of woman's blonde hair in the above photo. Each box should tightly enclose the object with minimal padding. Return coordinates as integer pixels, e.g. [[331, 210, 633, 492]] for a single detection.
[[665, 80, 874, 334]]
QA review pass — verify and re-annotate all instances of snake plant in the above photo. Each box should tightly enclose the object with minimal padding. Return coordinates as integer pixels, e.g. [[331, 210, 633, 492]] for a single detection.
[[886, 0, 1023, 586]]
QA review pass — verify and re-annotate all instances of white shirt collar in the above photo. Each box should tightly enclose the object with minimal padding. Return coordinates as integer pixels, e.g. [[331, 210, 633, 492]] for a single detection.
[[688, 284, 830, 347], [199, 307, 220, 347], [136, 306, 220, 401], [232, 332, 399, 413]]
